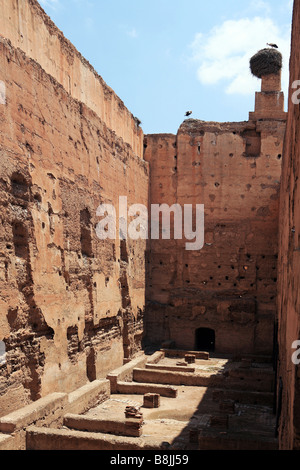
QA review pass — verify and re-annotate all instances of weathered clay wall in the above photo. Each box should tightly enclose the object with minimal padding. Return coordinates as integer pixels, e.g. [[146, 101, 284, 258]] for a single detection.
[[0, 0, 293, 432], [0, 37, 148, 416], [277, 0, 300, 450], [144, 114, 285, 355], [0, 0, 143, 157]]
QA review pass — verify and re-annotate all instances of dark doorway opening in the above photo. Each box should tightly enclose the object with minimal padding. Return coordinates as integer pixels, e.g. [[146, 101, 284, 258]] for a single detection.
[[195, 328, 215, 352]]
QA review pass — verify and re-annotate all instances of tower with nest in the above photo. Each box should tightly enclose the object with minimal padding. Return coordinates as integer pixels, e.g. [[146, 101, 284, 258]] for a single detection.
[[249, 47, 287, 121]]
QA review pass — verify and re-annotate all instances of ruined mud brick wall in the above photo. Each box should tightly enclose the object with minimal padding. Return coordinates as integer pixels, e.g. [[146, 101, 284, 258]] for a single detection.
[[144, 113, 286, 354], [0, 0, 143, 156], [277, 0, 300, 450], [0, 36, 148, 416]]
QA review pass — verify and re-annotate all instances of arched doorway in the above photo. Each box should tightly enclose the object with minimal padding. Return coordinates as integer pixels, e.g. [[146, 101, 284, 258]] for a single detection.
[[195, 328, 215, 352]]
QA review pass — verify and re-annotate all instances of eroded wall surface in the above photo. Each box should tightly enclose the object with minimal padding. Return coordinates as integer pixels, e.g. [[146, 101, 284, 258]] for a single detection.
[[0, 0, 143, 157], [277, 0, 300, 450], [144, 115, 285, 355], [0, 37, 148, 416], [0, 0, 292, 425]]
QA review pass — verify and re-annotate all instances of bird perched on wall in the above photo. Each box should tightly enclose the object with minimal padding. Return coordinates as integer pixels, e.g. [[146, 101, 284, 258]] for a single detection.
[[185, 111, 192, 117], [267, 43, 278, 48]]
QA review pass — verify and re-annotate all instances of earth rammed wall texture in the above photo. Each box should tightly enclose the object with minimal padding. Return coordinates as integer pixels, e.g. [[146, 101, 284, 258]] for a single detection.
[[0, 0, 143, 157], [144, 90, 286, 355], [277, 0, 300, 450], [0, 33, 148, 415], [0, 0, 293, 436]]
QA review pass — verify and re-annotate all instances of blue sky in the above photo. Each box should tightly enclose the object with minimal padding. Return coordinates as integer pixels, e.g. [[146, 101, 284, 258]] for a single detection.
[[40, 0, 293, 135]]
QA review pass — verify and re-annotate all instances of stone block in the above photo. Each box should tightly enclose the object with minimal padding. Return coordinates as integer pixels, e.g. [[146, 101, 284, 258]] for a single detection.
[[185, 354, 196, 364], [124, 406, 143, 420], [143, 393, 160, 409]]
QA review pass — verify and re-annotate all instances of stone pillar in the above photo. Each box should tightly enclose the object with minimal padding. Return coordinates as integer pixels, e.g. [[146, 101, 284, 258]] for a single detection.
[[249, 48, 287, 121]]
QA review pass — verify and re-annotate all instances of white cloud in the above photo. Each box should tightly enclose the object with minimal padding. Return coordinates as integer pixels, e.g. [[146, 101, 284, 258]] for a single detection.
[[190, 15, 291, 96], [249, 0, 272, 15], [127, 28, 138, 39]]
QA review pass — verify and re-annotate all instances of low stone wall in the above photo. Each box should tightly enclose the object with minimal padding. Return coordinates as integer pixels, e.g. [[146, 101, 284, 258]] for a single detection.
[[0, 393, 67, 435], [132, 368, 274, 392], [26, 426, 159, 451], [145, 364, 195, 373], [0, 379, 110, 450], [64, 413, 143, 437], [161, 349, 209, 360], [106, 352, 162, 393], [0, 392, 68, 450], [66, 380, 110, 415], [116, 381, 178, 398], [132, 368, 217, 387]]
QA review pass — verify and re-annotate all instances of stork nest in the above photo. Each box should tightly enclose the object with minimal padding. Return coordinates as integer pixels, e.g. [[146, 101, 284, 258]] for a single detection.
[[250, 48, 282, 78]]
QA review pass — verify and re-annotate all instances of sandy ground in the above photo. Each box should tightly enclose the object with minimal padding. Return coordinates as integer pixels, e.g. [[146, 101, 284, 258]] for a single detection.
[[85, 386, 211, 448], [82, 356, 276, 449]]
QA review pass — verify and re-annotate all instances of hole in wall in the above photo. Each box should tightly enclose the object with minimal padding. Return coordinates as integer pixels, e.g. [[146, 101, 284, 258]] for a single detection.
[[12, 222, 29, 259], [34, 193, 42, 204], [242, 129, 261, 158], [11, 172, 29, 200], [195, 328, 215, 352], [86, 347, 96, 382], [80, 208, 93, 257], [120, 240, 128, 263]]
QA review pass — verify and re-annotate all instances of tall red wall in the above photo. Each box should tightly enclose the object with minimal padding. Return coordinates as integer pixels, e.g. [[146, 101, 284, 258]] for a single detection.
[[277, 0, 300, 450], [144, 116, 286, 355], [0, 0, 143, 157], [0, 0, 295, 429], [0, 36, 148, 416]]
